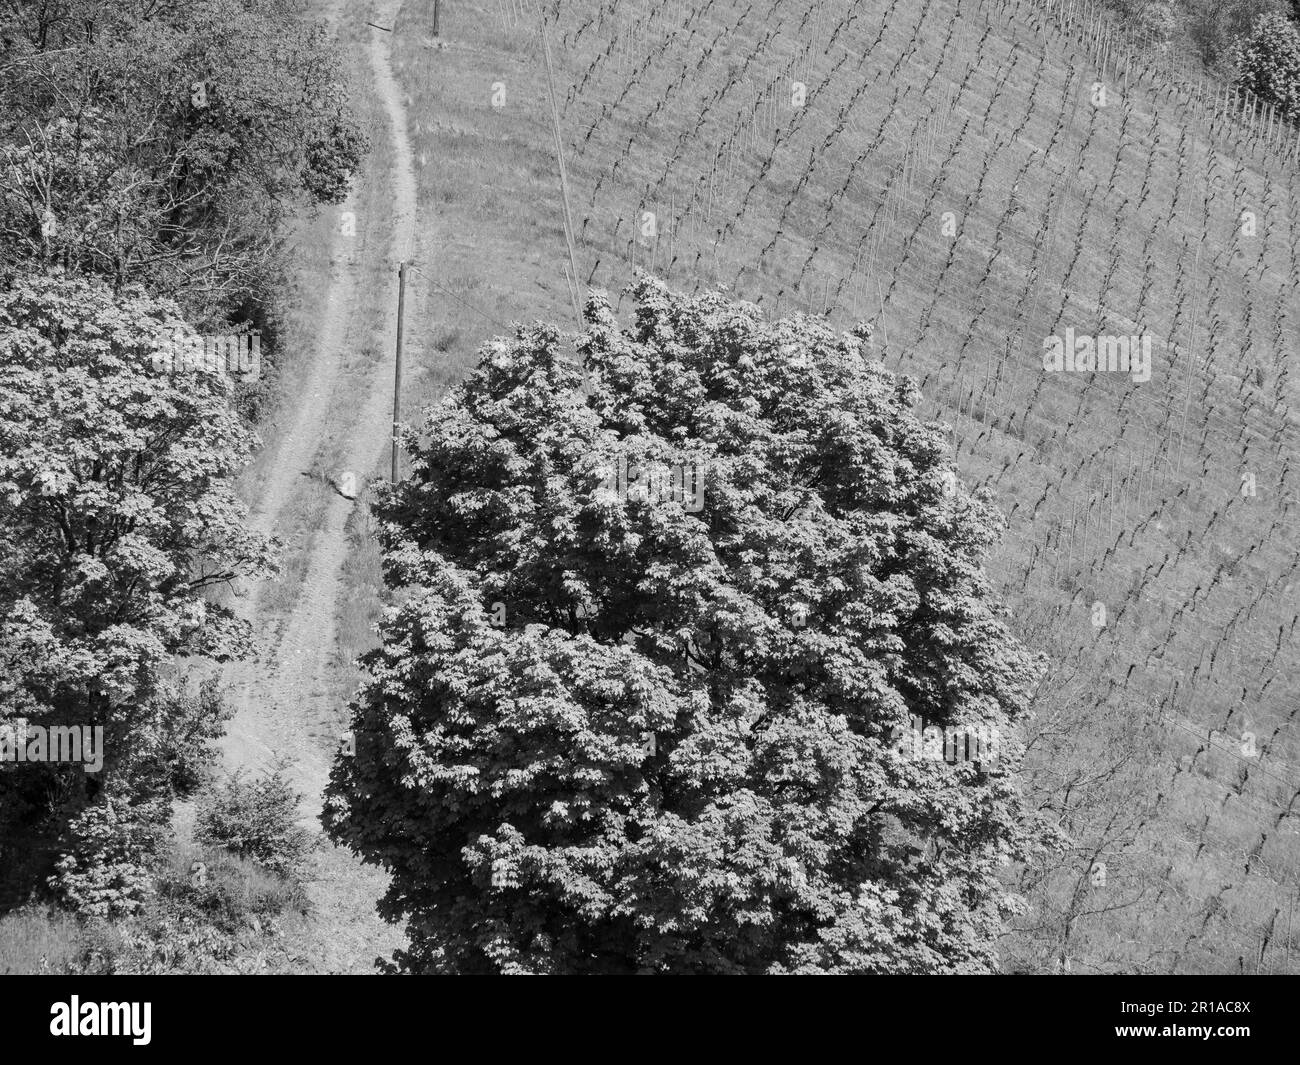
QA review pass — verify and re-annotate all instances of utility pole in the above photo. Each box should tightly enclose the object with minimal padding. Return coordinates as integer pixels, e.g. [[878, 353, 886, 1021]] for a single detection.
[[392, 260, 408, 483], [433, 0, 441, 36]]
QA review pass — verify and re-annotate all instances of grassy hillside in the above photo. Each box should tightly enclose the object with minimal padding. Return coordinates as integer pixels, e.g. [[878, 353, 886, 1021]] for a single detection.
[[384, 0, 1300, 972]]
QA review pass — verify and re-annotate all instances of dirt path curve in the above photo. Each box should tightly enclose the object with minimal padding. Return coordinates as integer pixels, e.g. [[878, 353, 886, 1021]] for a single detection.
[[214, 0, 417, 973]]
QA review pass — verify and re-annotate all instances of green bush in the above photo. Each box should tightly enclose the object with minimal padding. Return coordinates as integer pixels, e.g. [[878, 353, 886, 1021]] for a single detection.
[[195, 765, 315, 880], [58, 846, 311, 975], [70, 910, 236, 976], [49, 794, 171, 919]]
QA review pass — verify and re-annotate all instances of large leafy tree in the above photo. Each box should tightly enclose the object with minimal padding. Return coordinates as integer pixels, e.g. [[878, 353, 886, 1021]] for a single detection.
[[0, 0, 367, 322], [326, 278, 1051, 974], [0, 270, 274, 886], [1235, 12, 1300, 121]]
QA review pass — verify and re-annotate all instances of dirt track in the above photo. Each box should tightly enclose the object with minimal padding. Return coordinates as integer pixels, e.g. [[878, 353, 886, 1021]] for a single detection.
[[215, 0, 418, 973]]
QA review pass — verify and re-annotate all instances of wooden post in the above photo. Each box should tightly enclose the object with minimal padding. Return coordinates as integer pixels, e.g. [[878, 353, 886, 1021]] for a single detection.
[[433, 0, 441, 36], [877, 279, 889, 358], [1109, 454, 1116, 538], [392, 261, 408, 483], [1288, 894, 1295, 973]]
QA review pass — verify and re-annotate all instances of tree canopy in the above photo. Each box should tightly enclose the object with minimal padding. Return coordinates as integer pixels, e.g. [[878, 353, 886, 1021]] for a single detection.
[[1235, 11, 1300, 122], [0, 271, 274, 875], [325, 278, 1050, 974], [0, 0, 367, 321]]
